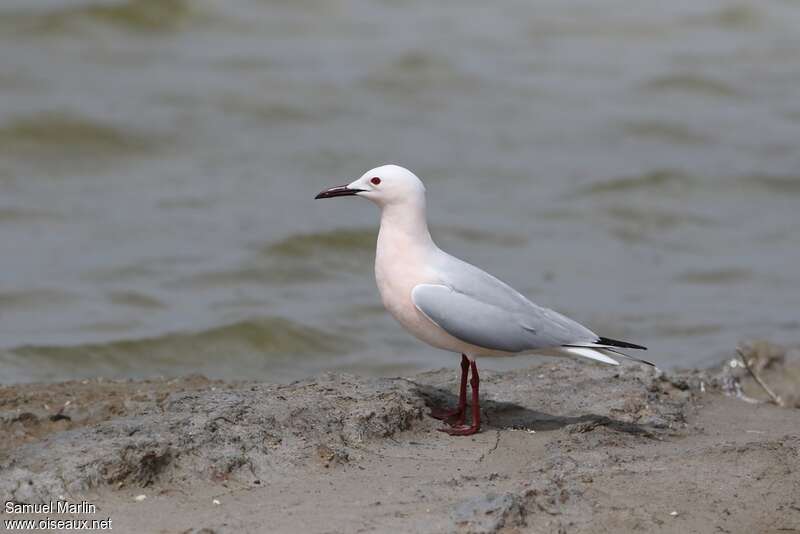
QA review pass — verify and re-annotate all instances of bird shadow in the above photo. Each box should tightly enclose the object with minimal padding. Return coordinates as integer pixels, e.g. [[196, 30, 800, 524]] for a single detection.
[[413, 382, 657, 437]]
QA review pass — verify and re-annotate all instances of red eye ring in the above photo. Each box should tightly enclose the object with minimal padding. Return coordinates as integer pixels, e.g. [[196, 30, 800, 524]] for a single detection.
[[370, 177, 381, 185]]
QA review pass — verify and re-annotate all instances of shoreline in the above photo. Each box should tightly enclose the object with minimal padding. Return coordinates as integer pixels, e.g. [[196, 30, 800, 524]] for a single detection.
[[1, 344, 799, 533]]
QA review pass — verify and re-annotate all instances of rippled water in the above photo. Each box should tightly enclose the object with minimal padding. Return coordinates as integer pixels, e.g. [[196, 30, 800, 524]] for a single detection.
[[1, 0, 799, 383]]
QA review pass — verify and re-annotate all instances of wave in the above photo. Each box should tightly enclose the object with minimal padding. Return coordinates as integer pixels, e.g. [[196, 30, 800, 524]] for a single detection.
[[169, 229, 377, 289], [0, 112, 157, 157], [264, 228, 376, 258], [580, 170, 800, 198], [0, 288, 78, 310], [0, 207, 63, 224], [685, 5, 763, 31], [737, 175, 800, 194], [0, 0, 196, 35], [439, 226, 528, 247], [0, 317, 360, 384], [604, 205, 712, 229], [577, 169, 697, 195], [363, 51, 477, 97], [676, 268, 753, 285], [640, 74, 741, 99], [621, 120, 710, 145]]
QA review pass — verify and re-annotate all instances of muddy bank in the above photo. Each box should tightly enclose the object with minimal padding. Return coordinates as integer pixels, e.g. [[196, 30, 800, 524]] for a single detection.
[[1, 345, 799, 533]]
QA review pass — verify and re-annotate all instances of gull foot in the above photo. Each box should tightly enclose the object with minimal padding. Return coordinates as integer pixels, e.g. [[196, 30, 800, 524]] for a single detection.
[[437, 424, 480, 436]]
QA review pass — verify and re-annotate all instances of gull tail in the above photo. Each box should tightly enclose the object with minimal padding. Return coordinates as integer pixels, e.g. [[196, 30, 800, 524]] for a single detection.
[[599, 347, 655, 367], [560, 346, 620, 366], [561, 337, 654, 367]]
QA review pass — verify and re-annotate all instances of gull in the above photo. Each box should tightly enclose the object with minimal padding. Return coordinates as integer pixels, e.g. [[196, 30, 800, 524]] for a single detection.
[[316, 165, 652, 436]]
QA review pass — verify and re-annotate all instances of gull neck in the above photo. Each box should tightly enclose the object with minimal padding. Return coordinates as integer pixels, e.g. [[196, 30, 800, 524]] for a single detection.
[[378, 196, 436, 252]]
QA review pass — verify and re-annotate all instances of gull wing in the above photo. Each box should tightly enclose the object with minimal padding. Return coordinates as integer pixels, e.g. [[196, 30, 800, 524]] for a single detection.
[[411, 283, 595, 353], [410, 250, 649, 365]]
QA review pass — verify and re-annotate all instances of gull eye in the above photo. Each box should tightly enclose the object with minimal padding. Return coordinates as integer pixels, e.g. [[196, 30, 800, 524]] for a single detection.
[[370, 177, 381, 185]]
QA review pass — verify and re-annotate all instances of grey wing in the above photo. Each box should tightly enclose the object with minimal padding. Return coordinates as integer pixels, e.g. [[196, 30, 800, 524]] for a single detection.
[[430, 251, 598, 345], [411, 283, 596, 353]]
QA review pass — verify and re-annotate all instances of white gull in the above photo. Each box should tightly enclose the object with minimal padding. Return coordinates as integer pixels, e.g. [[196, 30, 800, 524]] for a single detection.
[[316, 164, 652, 435]]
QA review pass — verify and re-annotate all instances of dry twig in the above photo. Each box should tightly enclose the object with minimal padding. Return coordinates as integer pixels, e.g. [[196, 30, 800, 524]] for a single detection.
[[736, 347, 785, 407]]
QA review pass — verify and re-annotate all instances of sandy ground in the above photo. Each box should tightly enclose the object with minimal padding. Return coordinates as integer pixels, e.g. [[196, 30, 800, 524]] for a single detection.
[[1, 343, 799, 534]]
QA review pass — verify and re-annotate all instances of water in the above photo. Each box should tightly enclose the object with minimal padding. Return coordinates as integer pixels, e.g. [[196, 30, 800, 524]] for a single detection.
[[1, 0, 799, 383]]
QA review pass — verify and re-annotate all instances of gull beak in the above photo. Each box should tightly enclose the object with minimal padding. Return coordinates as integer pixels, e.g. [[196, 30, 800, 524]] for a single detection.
[[314, 184, 365, 199]]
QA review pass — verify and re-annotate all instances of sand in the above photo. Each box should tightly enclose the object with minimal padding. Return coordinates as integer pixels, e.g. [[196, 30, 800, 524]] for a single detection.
[[1, 343, 799, 533]]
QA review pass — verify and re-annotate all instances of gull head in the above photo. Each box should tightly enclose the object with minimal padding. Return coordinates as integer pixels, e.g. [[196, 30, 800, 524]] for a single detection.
[[315, 164, 426, 207]]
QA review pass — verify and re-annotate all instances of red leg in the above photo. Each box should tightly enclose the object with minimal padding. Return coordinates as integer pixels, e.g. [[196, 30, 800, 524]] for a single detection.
[[439, 359, 481, 436], [430, 354, 469, 423]]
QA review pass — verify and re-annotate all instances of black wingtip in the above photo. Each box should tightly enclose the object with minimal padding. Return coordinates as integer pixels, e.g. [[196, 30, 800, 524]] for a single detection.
[[597, 336, 648, 351], [627, 354, 656, 366], [602, 347, 656, 367]]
